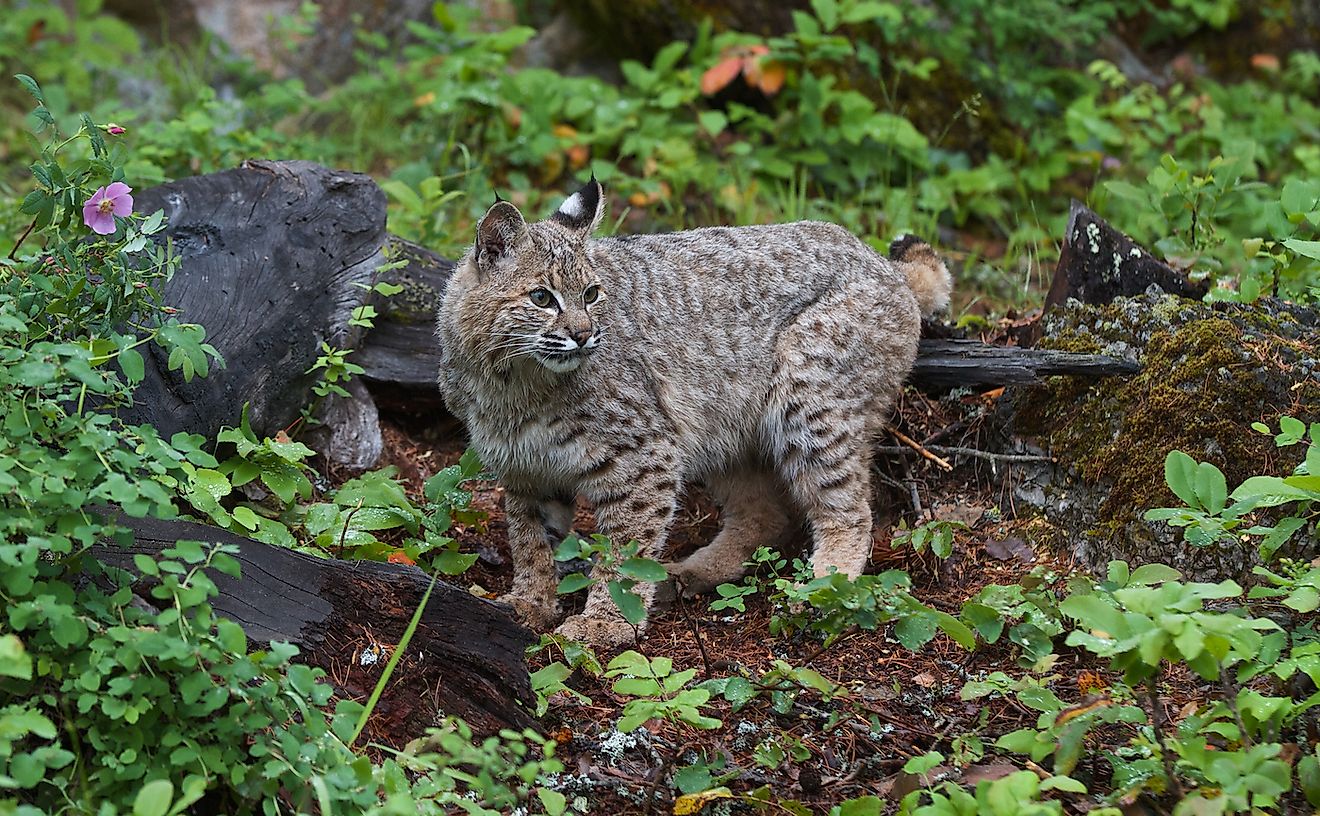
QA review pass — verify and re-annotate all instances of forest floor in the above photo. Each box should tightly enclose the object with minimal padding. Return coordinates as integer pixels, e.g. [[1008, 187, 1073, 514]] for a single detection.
[[344, 383, 1214, 815]]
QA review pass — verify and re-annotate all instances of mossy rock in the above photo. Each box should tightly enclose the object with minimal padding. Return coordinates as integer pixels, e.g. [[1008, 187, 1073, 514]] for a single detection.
[[1012, 292, 1319, 582]]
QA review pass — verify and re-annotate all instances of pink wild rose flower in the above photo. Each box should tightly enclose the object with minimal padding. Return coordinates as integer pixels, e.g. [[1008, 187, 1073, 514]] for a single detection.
[[82, 182, 133, 235]]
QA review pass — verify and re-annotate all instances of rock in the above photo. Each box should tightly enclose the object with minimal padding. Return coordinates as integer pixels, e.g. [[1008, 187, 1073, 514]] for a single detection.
[[1012, 292, 1319, 581]]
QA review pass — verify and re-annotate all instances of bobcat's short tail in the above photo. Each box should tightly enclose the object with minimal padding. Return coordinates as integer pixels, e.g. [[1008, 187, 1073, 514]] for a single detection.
[[888, 235, 952, 317]]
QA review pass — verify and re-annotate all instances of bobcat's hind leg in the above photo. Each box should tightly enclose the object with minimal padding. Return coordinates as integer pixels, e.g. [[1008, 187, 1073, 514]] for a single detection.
[[668, 467, 795, 597], [792, 448, 875, 581], [766, 290, 907, 581]]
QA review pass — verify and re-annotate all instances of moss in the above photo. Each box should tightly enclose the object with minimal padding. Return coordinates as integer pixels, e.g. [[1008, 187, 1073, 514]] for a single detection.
[[1016, 294, 1319, 533]]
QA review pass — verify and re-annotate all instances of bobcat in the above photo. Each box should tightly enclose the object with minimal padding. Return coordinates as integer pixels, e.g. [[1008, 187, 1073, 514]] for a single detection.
[[435, 177, 951, 647]]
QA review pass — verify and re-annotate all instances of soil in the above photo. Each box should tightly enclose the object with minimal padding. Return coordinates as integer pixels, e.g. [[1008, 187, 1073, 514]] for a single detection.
[[347, 381, 1239, 815]]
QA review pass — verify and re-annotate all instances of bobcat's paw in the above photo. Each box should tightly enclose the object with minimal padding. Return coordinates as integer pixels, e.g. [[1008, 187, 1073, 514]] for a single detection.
[[665, 558, 744, 598], [555, 613, 635, 650], [497, 594, 560, 631]]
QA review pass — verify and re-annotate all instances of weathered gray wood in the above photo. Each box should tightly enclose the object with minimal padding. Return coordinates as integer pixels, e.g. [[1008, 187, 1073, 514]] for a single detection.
[[304, 378, 384, 474], [95, 514, 538, 734], [123, 160, 388, 441], [355, 236, 454, 389], [912, 339, 1139, 390]]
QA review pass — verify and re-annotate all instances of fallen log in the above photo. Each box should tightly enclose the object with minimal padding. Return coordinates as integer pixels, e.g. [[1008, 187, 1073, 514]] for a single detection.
[[912, 339, 1138, 390], [94, 514, 538, 735], [355, 238, 1139, 392], [354, 236, 455, 390]]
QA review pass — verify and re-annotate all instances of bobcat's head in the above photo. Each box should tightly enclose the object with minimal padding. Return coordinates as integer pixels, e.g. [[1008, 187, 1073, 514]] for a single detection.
[[452, 177, 608, 374]]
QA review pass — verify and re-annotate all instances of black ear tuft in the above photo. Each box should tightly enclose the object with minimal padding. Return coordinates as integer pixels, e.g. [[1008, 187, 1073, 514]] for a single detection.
[[550, 176, 606, 234], [476, 201, 526, 274]]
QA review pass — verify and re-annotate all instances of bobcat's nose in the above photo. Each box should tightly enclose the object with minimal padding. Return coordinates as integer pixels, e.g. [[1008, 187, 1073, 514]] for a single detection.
[[567, 327, 593, 347]]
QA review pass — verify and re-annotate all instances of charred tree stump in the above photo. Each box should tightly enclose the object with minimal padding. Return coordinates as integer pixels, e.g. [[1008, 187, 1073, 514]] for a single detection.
[[94, 515, 538, 734], [355, 236, 456, 389], [1044, 200, 1208, 309], [123, 160, 388, 442]]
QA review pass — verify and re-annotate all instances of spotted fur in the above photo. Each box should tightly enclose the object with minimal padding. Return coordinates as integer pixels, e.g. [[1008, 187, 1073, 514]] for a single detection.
[[435, 178, 951, 647]]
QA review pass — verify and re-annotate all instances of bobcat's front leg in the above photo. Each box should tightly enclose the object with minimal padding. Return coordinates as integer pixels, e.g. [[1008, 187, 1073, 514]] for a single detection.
[[556, 445, 681, 649], [499, 492, 573, 631]]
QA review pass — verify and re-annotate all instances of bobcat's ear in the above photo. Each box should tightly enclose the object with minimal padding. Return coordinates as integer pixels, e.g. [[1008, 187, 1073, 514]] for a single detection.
[[475, 201, 526, 275], [551, 175, 605, 235]]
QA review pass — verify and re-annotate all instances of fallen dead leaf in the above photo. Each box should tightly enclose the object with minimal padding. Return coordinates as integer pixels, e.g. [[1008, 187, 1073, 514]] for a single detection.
[[673, 787, 733, 815], [984, 536, 1035, 563], [961, 761, 1019, 785], [934, 501, 986, 527], [1251, 53, 1280, 72], [1055, 696, 1112, 726]]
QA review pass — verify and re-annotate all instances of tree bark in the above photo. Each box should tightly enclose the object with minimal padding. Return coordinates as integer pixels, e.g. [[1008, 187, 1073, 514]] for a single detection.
[[1043, 200, 1207, 310], [95, 515, 538, 735], [125, 160, 388, 442]]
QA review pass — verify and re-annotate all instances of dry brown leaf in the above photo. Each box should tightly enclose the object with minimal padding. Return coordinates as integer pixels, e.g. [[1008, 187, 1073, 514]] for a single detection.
[[1076, 670, 1108, 696], [1055, 697, 1112, 727], [961, 761, 1019, 785], [1251, 53, 1281, 72], [751, 60, 786, 95], [567, 144, 590, 169]]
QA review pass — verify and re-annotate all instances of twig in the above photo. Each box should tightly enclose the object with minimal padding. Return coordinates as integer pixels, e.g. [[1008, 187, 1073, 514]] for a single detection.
[[898, 455, 925, 519], [640, 751, 672, 816], [887, 427, 953, 471], [672, 578, 714, 678], [798, 625, 858, 668], [1218, 661, 1253, 747], [336, 499, 364, 559], [919, 411, 982, 447], [1145, 679, 1185, 799], [875, 445, 1055, 465], [8, 217, 37, 261]]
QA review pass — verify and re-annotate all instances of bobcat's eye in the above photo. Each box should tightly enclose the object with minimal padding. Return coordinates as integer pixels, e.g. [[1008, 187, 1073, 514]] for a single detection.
[[529, 288, 556, 309], [583, 285, 601, 305]]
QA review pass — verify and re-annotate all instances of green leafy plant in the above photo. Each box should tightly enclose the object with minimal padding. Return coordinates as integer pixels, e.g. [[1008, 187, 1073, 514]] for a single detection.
[[555, 534, 668, 626], [602, 650, 721, 733], [959, 568, 1067, 668], [0, 82, 551, 813], [1146, 418, 1318, 558], [702, 659, 841, 716], [893, 518, 968, 560], [771, 569, 976, 652], [898, 766, 1084, 816]]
